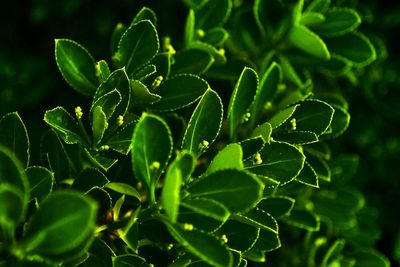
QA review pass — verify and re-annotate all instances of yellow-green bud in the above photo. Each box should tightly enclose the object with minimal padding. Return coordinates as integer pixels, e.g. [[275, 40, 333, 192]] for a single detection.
[[99, 145, 110, 151], [241, 112, 251, 123], [218, 48, 225, 56], [151, 75, 163, 90], [255, 152, 262, 165], [183, 223, 194, 231], [117, 115, 124, 126], [196, 29, 205, 38], [221, 235, 228, 243], [198, 140, 209, 151], [150, 161, 160, 172], [290, 118, 297, 130], [75, 106, 83, 120]]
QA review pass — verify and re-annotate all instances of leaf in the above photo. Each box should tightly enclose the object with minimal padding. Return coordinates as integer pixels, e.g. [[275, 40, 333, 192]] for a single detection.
[[300, 12, 325, 26], [283, 209, 320, 231], [321, 239, 345, 267], [161, 152, 194, 223], [251, 229, 281, 252], [330, 154, 359, 185], [257, 196, 295, 218], [26, 166, 54, 203], [289, 25, 330, 60], [111, 23, 127, 56], [239, 137, 264, 160], [43, 107, 83, 145], [95, 60, 111, 83], [189, 41, 226, 65], [234, 208, 278, 234], [179, 208, 224, 232], [254, 0, 289, 38], [116, 20, 159, 77], [55, 39, 98, 96], [72, 168, 109, 192], [86, 187, 112, 218], [205, 58, 254, 81], [0, 112, 30, 167], [246, 142, 305, 185], [268, 105, 299, 129], [0, 184, 25, 228], [149, 74, 209, 111], [195, 0, 232, 30], [131, 7, 157, 26], [187, 169, 263, 213], [313, 8, 361, 37], [181, 198, 230, 222], [107, 121, 136, 155], [185, 9, 196, 46], [350, 250, 390, 267], [171, 49, 214, 75], [130, 79, 161, 106], [113, 254, 147, 267], [227, 67, 258, 140], [306, 155, 330, 181], [273, 130, 318, 145], [250, 62, 282, 126], [306, 0, 330, 13], [217, 219, 260, 252], [131, 113, 173, 201], [164, 221, 232, 267], [295, 161, 319, 188], [323, 104, 350, 138], [92, 106, 108, 145], [133, 64, 157, 81], [202, 27, 229, 46], [250, 122, 272, 143], [93, 69, 131, 122], [325, 32, 376, 67], [23, 191, 97, 258], [207, 144, 243, 174], [105, 182, 141, 199], [290, 99, 335, 136], [181, 89, 223, 156]]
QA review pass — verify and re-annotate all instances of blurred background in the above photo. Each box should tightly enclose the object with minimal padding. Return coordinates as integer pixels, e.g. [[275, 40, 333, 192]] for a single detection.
[[1, 0, 399, 265]]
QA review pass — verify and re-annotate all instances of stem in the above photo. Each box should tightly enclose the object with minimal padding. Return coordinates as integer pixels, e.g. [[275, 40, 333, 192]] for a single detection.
[[77, 118, 92, 147]]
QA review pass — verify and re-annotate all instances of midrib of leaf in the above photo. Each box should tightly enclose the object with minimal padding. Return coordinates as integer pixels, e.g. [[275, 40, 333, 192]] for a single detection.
[[29, 176, 50, 192], [296, 110, 332, 123], [245, 158, 298, 169], [190, 186, 256, 196], [126, 26, 147, 73], [188, 96, 206, 152], [63, 50, 95, 90]]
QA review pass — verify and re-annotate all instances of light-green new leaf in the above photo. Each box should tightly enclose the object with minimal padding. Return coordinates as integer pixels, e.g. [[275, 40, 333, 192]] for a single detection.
[[0, 112, 30, 167], [55, 39, 98, 96], [206, 143, 243, 174], [289, 25, 330, 60], [92, 106, 108, 145], [131, 113, 173, 202], [182, 89, 223, 156]]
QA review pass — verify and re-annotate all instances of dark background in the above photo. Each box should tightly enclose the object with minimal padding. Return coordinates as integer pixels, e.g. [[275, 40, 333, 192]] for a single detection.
[[1, 0, 399, 265]]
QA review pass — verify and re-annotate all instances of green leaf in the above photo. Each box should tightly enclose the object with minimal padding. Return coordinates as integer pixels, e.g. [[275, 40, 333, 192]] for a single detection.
[[184, 10, 196, 46], [187, 169, 263, 213], [150, 74, 209, 111], [323, 104, 350, 138], [207, 143, 243, 174], [55, 39, 98, 96], [246, 142, 305, 185], [313, 8, 361, 37], [227, 67, 258, 139], [234, 208, 278, 234], [161, 152, 194, 223], [43, 107, 84, 145], [116, 20, 159, 77], [92, 106, 108, 145], [107, 121, 136, 155], [283, 209, 320, 231], [330, 154, 359, 185], [23, 191, 97, 258], [164, 221, 232, 267], [111, 23, 127, 56], [120, 208, 140, 252], [300, 12, 325, 26], [217, 219, 260, 252], [273, 130, 318, 145], [26, 166, 54, 203], [251, 229, 281, 252], [171, 49, 214, 75], [268, 105, 299, 129], [181, 89, 223, 156], [181, 198, 230, 222], [205, 58, 254, 81], [239, 137, 264, 160], [91, 89, 122, 120], [321, 239, 345, 267], [130, 79, 161, 107], [0, 112, 30, 167], [95, 60, 111, 83], [202, 27, 229, 46], [250, 62, 282, 126], [306, 0, 330, 13], [105, 182, 140, 200], [131, 113, 173, 201], [250, 122, 272, 143], [189, 41, 226, 65], [113, 254, 147, 267], [254, 0, 289, 39], [0, 184, 25, 228], [306, 155, 331, 181], [133, 64, 157, 81], [289, 25, 330, 60], [195, 0, 232, 30], [257, 196, 295, 218], [295, 161, 319, 187], [290, 100, 335, 136], [304, 142, 331, 160], [72, 168, 109, 192], [179, 208, 224, 232], [131, 7, 157, 26], [93, 69, 131, 122], [325, 32, 376, 67], [86, 187, 112, 218], [350, 250, 390, 267]]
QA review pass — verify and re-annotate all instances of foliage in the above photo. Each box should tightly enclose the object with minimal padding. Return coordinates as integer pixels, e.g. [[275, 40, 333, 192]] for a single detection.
[[0, 0, 394, 266]]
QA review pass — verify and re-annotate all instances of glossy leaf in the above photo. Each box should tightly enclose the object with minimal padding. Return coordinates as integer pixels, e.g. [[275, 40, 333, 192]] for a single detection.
[[184, 9, 195, 46], [250, 122, 272, 143], [273, 130, 318, 145], [300, 12, 325, 26], [323, 104, 350, 138], [289, 25, 330, 60], [117, 20, 159, 77], [234, 208, 278, 234], [217, 219, 260, 252], [92, 106, 108, 145], [239, 137, 265, 160], [131, 7, 157, 26], [227, 67, 258, 139], [150, 74, 209, 111], [91, 89, 122, 120], [251, 229, 281, 252], [182, 89, 222, 156], [187, 169, 263, 213], [105, 182, 141, 199], [171, 49, 214, 75], [107, 121, 136, 155], [202, 27, 229, 46], [206, 143, 243, 174], [188, 41, 226, 65], [0, 112, 30, 167], [26, 166, 54, 203], [306, 155, 331, 181], [283, 209, 320, 231], [130, 79, 161, 107], [257, 196, 295, 218], [131, 114, 173, 200], [72, 168, 109, 192], [181, 197, 230, 222], [313, 8, 361, 37], [195, 0, 232, 30], [95, 59, 111, 83], [246, 142, 305, 185], [295, 161, 319, 187], [55, 39, 98, 96], [268, 105, 299, 129]]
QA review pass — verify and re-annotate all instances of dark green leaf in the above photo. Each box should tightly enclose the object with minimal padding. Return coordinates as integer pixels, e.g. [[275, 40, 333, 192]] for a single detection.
[[268, 105, 299, 129], [0, 112, 30, 167], [116, 20, 159, 77], [246, 142, 305, 185], [205, 58, 254, 81], [187, 169, 263, 213], [234, 208, 278, 234], [195, 0, 232, 30], [273, 130, 318, 145], [202, 27, 229, 46], [132, 114, 172, 200], [130, 79, 161, 107], [92, 106, 108, 145], [323, 104, 350, 138], [113, 254, 147, 267], [107, 121, 136, 155], [250, 62, 282, 126], [321, 239, 345, 267], [306, 155, 330, 181], [72, 168, 109, 192], [86, 187, 112, 218], [105, 182, 140, 199], [23, 191, 97, 259], [283, 209, 320, 231], [131, 7, 157, 26], [289, 25, 330, 60], [0, 184, 25, 228], [303, 142, 331, 160], [207, 143, 243, 174], [350, 250, 390, 267], [91, 89, 122, 120], [257, 196, 295, 218], [300, 12, 325, 26], [295, 161, 319, 187], [55, 39, 98, 96], [254, 0, 289, 39], [227, 67, 258, 139], [150, 74, 209, 111], [133, 64, 157, 81], [330, 154, 359, 185], [83, 148, 117, 171], [239, 137, 264, 161], [182, 89, 223, 156], [181, 198, 230, 222], [313, 8, 361, 37], [26, 166, 54, 203], [171, 49, 214, 75], [217, 219, 259, 252], [179, 208, 224, 232], [189, 41, 226, 65], [251, 229, 281, 252], [306, 0, 330, 13], [325, 32, 376, 67]]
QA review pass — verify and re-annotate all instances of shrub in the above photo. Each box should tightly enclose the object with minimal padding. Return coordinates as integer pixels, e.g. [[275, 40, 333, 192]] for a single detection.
[[0, 0, 391, 266]]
